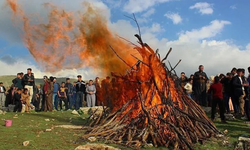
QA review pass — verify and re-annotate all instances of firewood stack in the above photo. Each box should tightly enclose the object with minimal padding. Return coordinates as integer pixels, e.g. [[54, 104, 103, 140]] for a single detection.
[[82, 34, 221, 150]]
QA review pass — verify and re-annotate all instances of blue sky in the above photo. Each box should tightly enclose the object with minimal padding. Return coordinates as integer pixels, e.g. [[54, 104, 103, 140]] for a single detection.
[[0, 0, 250, 78]]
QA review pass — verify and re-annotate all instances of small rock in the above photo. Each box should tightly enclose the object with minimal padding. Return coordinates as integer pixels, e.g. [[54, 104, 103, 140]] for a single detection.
[[223, 129, 228, 134], [225, 114, 235, 120], [238, 136, 250, 142], [216, 134, 224, 138], [45, 129, 52, 132], [72, 110, 79, 115], [75, 144, 120, 150], [88, 137, 96, 142], [23, 141, 29, 146], [45, 119, 50, 121], [222, 140, 229, 146], [145, 143, 153, 147]]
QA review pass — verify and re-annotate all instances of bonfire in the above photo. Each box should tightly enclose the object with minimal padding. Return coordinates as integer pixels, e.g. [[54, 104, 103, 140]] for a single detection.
[[5, 1, 221, 148], [82, 34, 221, 150]]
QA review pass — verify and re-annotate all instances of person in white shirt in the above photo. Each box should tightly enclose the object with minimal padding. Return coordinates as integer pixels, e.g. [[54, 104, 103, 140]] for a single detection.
[[184, 78, 193, 98], [0, 82, 7, 108]]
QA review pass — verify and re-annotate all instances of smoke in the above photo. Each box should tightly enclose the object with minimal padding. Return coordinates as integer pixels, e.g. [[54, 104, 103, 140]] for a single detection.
[[6, 0, 140, 76]]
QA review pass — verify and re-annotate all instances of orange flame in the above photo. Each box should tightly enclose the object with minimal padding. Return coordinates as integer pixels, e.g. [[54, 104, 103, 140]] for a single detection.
[[6, 0, 140, 75]]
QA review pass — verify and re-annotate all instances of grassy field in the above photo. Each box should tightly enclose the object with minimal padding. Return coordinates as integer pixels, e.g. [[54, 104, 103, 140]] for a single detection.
[[0, 111, 249, 150]]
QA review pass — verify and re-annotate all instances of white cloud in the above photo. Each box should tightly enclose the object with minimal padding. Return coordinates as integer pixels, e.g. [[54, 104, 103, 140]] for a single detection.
[[142, 8, 155, 17], [179, 20, 231, 42], [123, 0, 171, 13], [141, 23, 164, 33], [230, 5, 237, 10], [109, 19, 250, 77], [189, 2, 213, 15], [164, 12, 182, 24], [0, 58, 99, 80]]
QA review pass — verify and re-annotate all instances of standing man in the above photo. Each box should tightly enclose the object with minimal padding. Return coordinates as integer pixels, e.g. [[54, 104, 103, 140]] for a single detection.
[[94, 77, 102, 106], [232, 69, 247, 117], [23, 68, 35, 103], [193, 65, 209, 106], [221, 73, 233, 113], [180, 72, 188, 89], [76, 75, 86, 110], [0, 82, 7, 108], [72, 82, 77, 109], [40, 76, 49, 111], [65, 78, 73, 110], [12, 73, 23, 90], [44, 76, 54, 112], [52, 77, 60, 111]]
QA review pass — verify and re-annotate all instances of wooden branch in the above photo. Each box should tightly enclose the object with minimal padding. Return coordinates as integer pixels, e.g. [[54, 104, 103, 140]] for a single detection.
[[124, 14, 142, 41], [109, 45, 133, 69], [170, 59, 182, 72], [130, 54, 150, 67], [161, 47, 172, 63]]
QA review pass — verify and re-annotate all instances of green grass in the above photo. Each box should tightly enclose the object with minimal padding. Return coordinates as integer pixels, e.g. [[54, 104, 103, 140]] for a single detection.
[[0, 111, 249, 150]]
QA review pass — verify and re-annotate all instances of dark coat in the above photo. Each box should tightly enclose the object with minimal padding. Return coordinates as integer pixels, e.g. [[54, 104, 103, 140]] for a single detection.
[[12, 78, 23, 89], [76, 80, 86, 93], [193, 71, 208, 95], [23, 73, 35, 86], [232, 75, 244, 97]]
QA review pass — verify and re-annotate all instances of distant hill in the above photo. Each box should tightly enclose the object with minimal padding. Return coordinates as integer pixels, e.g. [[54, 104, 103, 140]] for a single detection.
[[0, 75, 78, 88]]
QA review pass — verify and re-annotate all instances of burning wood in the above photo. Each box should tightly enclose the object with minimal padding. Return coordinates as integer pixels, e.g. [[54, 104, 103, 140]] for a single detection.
[[82, 34, 221, 149]]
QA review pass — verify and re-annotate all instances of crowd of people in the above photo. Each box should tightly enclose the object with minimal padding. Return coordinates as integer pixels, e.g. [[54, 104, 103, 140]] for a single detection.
[[0, 66, 250, 123], [0, 68, 107, 112], [180, 65, 250, 122]]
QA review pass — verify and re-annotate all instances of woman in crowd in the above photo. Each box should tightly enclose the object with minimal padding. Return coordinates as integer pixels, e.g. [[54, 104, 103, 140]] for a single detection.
[[208, 76, 226, 123], [86, 80, 96, 107]]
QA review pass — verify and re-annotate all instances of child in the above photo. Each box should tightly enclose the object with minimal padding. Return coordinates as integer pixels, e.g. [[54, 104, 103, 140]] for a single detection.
[[13, 88, 22, 112], [208, 76, 226, 123], [21, 88, 34, 113], [58, 82, 68, 111], [184, 78, 193, 98]]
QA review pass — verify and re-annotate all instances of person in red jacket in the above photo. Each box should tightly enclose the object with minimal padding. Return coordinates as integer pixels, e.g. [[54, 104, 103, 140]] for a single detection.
[[208, 76, 226, 123]]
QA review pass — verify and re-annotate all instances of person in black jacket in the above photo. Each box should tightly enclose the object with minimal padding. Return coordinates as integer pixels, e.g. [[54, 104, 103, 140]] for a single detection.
[[13, 88, 22, 112], [232, 69, 247, 117], [192, 65, 209, 106], [221, 73, 233, 113], [75, 75, 86, 110], [22, 68, 35, 103]]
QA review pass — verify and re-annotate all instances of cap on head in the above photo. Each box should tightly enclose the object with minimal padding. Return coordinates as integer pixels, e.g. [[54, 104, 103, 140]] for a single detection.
[[27, 68, 32, 71]]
